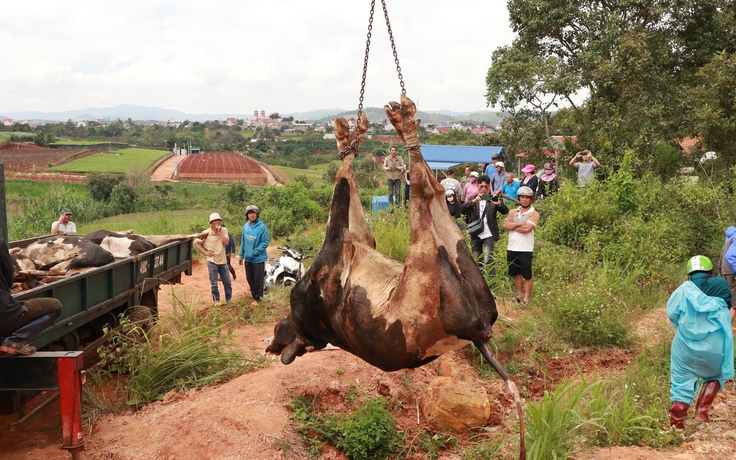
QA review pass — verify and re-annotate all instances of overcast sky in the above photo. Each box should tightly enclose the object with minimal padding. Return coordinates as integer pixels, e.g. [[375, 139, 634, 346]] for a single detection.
[[1, 1, 515, 115]]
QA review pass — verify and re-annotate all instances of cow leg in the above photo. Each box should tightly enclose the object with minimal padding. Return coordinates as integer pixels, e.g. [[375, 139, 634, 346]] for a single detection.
[[331, 114, 374, 248]]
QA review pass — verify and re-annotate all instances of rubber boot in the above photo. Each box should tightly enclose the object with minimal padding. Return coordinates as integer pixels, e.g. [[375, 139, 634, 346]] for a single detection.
[[694, 380, 720, 422], [669, 401, 689, 429]]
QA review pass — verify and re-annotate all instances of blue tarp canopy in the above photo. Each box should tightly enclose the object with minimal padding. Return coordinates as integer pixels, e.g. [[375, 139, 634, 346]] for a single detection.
[[419, 145, 507, 170]]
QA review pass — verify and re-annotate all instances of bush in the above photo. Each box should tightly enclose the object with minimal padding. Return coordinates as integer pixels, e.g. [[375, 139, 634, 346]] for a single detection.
[[547, 281, 631, 348], [87, 172, 125, 201], [289, 395, 403, 460]]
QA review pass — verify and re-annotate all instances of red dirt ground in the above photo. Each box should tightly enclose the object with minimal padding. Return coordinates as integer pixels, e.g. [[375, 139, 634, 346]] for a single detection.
[[3, 261, 736, 459]]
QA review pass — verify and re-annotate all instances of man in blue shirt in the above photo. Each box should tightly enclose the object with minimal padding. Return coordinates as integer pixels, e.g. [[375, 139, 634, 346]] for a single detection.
[[490, 161, 507, 197], [502, 172, 521, 205]]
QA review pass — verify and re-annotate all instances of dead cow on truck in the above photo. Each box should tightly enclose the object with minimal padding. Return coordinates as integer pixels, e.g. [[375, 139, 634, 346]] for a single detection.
[[267, 95, 525, 458]]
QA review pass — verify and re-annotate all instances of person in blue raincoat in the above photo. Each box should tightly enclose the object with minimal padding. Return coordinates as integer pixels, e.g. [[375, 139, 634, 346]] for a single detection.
[[239, 205, 270, 307], [667, 255, 734, 428]]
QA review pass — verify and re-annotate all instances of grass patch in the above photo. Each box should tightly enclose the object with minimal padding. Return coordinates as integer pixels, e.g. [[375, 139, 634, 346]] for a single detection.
[[288, 394, 404, 460], [270, 164, 328, 185], [50, 147, 169, 173], [97, 299, 269, 409]]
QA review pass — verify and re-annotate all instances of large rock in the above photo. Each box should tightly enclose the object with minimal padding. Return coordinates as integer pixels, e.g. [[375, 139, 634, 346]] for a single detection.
[[421, 376, 491, 432]]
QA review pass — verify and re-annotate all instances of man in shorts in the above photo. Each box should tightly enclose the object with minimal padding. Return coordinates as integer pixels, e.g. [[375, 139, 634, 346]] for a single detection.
[[502, 186, 539, 306]]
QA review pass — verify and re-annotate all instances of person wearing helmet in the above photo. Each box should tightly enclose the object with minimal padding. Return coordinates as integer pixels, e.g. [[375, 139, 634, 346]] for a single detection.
[[667, 255, 733, 429], [502, 186, 539, 307], [444, 188, 462, 219], [440, 168, 463, 202], [239, 205, 270, 306], [193, 212, 232, 305], [461, 175, 509, 278]]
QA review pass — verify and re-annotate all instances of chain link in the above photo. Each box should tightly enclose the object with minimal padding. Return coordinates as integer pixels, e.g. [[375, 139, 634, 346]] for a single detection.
[[381, 0, 406, 95], [357, 0, 406, 119], [357, 0, 375, 120], [347, 0, 406, 159]]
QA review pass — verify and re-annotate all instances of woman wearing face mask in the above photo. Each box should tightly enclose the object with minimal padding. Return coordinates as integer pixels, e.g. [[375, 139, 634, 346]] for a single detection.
[[463, 171, 479, 203]]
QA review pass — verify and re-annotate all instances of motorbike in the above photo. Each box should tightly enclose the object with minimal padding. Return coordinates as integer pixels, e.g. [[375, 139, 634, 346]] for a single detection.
[[264, 242, 312, 291]]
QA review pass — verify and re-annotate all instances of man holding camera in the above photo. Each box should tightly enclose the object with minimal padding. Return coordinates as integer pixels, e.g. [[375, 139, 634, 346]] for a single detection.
[[503, 186, 539, 307], [461, 175, 508, 279], [569, 149, 600, 187]]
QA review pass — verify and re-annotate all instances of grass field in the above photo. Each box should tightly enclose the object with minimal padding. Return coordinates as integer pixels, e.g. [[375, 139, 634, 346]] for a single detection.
[[50, 148, 169, 173], [77, 210, 214, 235], [271, 160, 338, 185], [52, 140, 119, 146]]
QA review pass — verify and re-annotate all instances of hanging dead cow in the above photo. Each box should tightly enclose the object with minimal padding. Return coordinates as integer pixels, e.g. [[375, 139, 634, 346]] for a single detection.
[[267, 95, 525, 459]]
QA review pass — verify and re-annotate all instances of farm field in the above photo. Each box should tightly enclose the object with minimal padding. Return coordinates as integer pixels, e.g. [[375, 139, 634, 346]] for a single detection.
[[0, 144, 87, 172], [50, 147, 169, 173], [176, 151, 266, 184]]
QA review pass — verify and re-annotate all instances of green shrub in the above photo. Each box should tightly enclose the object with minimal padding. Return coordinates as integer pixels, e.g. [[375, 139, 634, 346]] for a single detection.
[[546, 281, 631, 348], [289, 395, 403, 460]]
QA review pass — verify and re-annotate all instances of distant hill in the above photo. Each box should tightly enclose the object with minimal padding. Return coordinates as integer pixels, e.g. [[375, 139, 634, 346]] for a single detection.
[[1, 104, 504, 125]]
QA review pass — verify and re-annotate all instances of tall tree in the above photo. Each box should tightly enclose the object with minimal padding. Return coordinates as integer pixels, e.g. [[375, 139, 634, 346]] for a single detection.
[[492, 0, 735, 167]]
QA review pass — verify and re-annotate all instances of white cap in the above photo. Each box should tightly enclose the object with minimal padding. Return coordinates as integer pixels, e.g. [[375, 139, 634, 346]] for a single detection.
[[209, 212, 223, 223]]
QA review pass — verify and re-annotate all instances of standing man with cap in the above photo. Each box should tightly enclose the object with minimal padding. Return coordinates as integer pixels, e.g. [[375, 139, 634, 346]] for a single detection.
[[383, 145, 406, 206], [569, 149, 600, 187], [193, 212, 232, 305], [667, 255, 733, 428], [239, 205, 270, 307], [51, 207, 77, 235], [440, 168, 463, 202], [490, 161, 507, 197]]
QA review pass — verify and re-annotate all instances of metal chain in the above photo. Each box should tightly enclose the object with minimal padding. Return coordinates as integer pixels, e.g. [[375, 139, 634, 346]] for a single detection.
[[381, 0, 406, 95], [356, 0, 375, 120], [345, 0, 406, 160]]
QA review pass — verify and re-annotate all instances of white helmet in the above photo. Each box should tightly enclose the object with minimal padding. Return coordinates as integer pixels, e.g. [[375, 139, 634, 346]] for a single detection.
[[245, 205, 260, 215], [517, 186, 534, 197]]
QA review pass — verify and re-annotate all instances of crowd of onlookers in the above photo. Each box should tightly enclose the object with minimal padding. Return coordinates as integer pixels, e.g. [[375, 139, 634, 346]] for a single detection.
[[379, 148, 602, 308]]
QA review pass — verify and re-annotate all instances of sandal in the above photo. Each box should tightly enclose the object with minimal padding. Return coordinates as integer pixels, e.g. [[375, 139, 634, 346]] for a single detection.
[[519, 300, 529, 308]]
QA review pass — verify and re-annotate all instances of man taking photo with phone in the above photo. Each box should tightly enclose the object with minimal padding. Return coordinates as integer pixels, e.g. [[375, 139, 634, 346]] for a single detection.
[[461, 175, 508, 280]]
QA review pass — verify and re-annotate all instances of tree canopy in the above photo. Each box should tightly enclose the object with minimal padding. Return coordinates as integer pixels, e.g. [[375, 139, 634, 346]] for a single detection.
[[487, 0, 736, 171]]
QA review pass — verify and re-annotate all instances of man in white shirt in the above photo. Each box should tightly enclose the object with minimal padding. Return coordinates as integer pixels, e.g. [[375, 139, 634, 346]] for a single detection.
[[51, 207, 77, 235], [502, 186, 539, 306]]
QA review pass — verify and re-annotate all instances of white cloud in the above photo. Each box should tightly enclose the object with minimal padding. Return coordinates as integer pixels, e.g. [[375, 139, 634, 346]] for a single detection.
[[0, 0, 514, 114]]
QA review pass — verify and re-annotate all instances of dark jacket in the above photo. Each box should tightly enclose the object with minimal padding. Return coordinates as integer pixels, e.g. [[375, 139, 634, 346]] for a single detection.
[[461, 196, 509, 241], [0, 239, 25, 324], [446, 198, 462, 219]]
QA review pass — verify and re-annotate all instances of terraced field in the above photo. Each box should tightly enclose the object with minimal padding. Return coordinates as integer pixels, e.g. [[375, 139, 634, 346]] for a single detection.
[[176, 151, 267, 184]]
